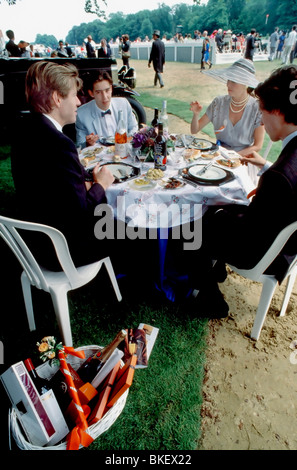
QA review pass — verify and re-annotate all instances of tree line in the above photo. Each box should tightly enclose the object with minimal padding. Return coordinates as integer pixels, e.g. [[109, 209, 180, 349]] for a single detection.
[[33, 0, 296, 48]]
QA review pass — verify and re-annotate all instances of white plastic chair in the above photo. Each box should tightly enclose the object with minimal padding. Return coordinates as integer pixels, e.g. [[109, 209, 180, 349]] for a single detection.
[[227, 221, 297, 340], [0, 215, 122, 347]]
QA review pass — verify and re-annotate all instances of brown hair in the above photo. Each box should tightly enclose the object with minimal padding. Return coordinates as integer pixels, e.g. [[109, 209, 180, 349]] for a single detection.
[[88, 70, 113, 91], [255, 65, 297, 125], [25, 60, 82, 113]]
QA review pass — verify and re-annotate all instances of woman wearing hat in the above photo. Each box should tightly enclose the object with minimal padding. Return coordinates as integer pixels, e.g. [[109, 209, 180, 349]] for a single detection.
[[190, 58, 265, 157]]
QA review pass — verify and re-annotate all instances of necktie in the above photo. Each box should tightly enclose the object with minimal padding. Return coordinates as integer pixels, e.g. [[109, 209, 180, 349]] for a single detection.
[[101, 109, 111, 117]]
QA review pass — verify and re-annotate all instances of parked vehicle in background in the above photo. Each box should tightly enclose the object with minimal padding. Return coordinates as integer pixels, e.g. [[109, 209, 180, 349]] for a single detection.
[[0, 56, 146, 143]]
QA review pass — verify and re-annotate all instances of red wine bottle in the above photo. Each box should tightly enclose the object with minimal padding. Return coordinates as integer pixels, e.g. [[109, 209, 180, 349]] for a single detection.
[[77, 330, 127, 384], [24, 358, 51, 396]]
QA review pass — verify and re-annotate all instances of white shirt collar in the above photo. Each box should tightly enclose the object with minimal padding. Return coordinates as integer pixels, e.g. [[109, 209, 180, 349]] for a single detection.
[[43, 114, 63, 133], [282, 130, 297, 149]]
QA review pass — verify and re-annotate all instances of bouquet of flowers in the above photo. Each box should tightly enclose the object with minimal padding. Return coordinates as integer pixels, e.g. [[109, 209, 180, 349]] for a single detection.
[[131, 125, 175, 161], [36, 335, 64, 367]]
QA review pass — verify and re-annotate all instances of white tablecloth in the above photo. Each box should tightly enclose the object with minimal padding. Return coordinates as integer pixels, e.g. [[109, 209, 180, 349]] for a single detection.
[[103, 152, 255, 229]]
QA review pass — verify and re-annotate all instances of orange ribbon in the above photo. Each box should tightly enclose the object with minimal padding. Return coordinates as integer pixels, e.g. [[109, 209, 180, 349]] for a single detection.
[[247, 188, 257, 199], [58, 348, 94, 450]]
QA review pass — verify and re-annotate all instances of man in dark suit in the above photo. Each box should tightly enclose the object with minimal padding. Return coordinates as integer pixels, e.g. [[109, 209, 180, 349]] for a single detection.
[[86, 35, 96, 58], [198, 65, 297, 299], [244, 28, 257, 61], [148, 30, 165, 88], [5, 30, 21, 57], [97, 39, 111, 58], [11, 61, 116, 270]]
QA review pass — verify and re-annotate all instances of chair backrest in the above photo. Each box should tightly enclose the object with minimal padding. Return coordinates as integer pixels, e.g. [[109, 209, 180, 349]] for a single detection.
[[0, 215, 83, 291], [250, 221, 297, 278]]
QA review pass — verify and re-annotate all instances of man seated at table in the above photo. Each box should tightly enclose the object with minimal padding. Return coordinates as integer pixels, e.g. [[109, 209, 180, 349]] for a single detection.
[[75, 71, 138, 148], [178, 65, 297, 317], [10, 60, 131, 271]]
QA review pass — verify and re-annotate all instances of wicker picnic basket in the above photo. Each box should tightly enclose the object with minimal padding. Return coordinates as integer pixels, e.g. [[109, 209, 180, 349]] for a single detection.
[[8, 345, 129, 450]]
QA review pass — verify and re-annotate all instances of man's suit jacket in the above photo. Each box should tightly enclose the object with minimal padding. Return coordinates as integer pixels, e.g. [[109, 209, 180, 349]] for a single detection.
[[11, 113, 108, 268], [75, 97, 138, 148], [5, 40, 21, 57], [208, 135, 297, 282], [149, 39, 165, 73], [97, 44, 111, 58]]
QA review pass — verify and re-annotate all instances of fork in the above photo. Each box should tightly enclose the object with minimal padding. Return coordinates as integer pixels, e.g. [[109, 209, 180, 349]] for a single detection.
[[197, 160, 215, 176]]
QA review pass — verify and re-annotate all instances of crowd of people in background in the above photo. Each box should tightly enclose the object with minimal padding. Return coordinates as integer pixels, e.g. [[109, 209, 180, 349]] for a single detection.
[[2, 25, 297, 66]]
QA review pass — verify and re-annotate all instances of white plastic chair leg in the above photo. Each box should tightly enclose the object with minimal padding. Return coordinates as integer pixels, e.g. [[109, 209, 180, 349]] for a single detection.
[[279, 271, 297, 317], [104, 258, 122, 302], [50, 287, 73, 347], [20, 271, 36, 331], [250, 277, 278, 340]]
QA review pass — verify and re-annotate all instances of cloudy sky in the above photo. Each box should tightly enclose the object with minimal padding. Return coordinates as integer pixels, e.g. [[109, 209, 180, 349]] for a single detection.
[[1, 0, 198, 43]]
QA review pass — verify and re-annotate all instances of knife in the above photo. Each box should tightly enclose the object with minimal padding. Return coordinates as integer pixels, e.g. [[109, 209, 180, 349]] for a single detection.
[[197, 160, 215, 176], [178, 175, 198, 187]]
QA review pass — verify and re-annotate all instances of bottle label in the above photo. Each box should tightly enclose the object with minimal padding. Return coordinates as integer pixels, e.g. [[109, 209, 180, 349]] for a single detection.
[[154, 153, 167, 169], [115, 143, 127, 158]]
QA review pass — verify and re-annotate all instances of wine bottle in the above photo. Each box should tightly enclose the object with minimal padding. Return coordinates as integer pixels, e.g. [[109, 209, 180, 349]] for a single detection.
[[115, 110, 128, 158], [160, 100, 168, 133], [154, 123, 167, 171], [77, 329, 127, 384], [151, 107, 159, 128], [24, 358, 51, 396]]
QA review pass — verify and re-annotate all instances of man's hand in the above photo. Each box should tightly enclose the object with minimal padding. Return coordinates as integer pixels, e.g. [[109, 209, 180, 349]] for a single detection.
[[92, 164, 114, 190], [239, 151, 267, 168], [86, 132, 99, 147]]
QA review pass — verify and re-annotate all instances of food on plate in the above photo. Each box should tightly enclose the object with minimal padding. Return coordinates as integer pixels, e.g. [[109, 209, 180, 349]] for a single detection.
[[133, 178, 151, 186], [216, 158, 241, 168], [146, 168, 164, 180], [113, 155, 122, 162], [80, 146, 103, 166], [191, 138, 213, 149], [161, 177, 184, 189], [81, 155, 96, 167], [200, 152, 216, 159], [183, 148, 201, 162]]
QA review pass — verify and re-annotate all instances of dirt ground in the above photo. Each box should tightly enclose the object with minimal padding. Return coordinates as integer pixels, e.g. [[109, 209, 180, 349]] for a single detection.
[[156, 109, 297, 451]]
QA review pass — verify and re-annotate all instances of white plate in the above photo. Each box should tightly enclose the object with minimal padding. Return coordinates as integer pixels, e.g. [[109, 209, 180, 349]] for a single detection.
[[188, 164, 227, 181], [79, 145, 104, 168], [103, 163, 134, 180], [129, 178, 157, 191], [159, 178, 186, 190], [190, 138, 213, 150]]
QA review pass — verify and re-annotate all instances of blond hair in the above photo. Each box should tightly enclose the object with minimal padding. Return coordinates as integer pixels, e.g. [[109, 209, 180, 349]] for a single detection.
[[25, 61, 82, 113]]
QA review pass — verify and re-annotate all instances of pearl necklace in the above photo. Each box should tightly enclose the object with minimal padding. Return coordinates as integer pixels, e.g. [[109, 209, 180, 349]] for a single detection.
[[229, 95, 249, 113]]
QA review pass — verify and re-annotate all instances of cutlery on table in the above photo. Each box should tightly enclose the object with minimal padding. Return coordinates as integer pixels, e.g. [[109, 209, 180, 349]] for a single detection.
[[197, 160, 215, 176], [178, 175, 197, 187]]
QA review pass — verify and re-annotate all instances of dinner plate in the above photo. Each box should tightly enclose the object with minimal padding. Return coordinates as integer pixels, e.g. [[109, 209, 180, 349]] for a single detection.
[[79, 145, 104, 168], [190, 138, 214, 150], [216, 158, 241, 169], [159, 178, 186, 190], [99, 136, 115, 146], [129, 178, 157, 191], [188, 164, 227, 181], [100, 162, 139, 183]]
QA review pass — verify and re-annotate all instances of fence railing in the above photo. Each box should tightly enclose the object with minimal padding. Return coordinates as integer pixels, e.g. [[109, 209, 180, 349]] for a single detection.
[[110, 39, 216, 65]]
